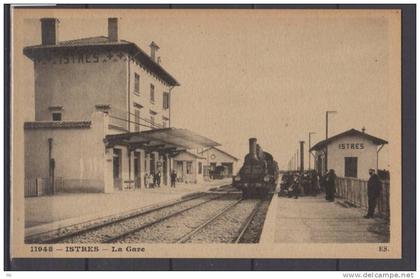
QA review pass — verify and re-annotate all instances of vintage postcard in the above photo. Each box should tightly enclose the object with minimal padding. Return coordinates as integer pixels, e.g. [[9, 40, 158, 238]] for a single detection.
[[10, 7, 401, 259]]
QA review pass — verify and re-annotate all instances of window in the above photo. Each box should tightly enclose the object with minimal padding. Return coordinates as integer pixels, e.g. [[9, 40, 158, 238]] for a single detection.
[[134, 73, 140, 94], [150, 84, 155, 103], [134, 109, 140, 132], [210, 163, 216, 170], [344, 157, 358, 178], [198, 162, 202, 174], [186, 161, 192, 174], [52, 112, 62, 121], [163, 92, 170, 109]]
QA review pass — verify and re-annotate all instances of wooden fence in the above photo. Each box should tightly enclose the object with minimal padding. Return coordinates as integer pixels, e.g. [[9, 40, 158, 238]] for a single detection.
[[335, 177, 390, 218]]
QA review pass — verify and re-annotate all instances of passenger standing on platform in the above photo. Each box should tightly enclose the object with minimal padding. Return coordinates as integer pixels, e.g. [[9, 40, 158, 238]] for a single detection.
[[320, 172, 327, 199], [289, 173, 300, 199], [149, 173, 155, 188], [144, 173, 149, 189], [311, 171, 319, 195], [325, 169, 336, 202], [365, 169, 382, 219], [156, 171, 161, 187], [171, 170, 177, 188]]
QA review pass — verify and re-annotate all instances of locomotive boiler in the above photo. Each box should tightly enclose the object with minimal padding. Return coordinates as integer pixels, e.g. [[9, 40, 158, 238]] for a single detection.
[[232, 138, 279, 198]]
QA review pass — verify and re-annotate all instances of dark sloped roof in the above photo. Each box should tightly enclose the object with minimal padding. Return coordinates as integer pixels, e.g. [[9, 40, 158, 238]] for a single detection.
[[310, 129, 388, 151], [173, 150, 206, 160], [23, 36, 180, 86], [105, 127, 220, 151], [199, 146, 239, 161]]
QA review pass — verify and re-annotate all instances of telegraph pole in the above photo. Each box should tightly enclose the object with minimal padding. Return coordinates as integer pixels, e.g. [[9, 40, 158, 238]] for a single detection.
[[325, 111, 337, 173]]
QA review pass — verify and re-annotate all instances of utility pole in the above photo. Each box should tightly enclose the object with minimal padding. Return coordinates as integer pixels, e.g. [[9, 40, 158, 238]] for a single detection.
[[308, 132, 316, 170], [325, 111, 337, 173]]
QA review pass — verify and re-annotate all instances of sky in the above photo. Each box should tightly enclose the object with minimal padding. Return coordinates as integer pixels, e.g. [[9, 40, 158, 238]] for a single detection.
[[18, 9, 399, 170]]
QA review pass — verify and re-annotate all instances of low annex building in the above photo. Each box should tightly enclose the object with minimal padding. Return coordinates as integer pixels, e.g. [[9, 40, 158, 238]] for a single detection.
[[23, 17, 219, 195], [310, 129, 388, 180], [172, 151, 206, 184], [199, 147, 239, 177]]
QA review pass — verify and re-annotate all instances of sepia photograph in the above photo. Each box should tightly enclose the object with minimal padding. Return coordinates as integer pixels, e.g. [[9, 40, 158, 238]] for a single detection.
[[10, 7, 402, 259]]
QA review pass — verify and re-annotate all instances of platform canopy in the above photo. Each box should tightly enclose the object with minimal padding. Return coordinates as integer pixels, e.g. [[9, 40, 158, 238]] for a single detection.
[[104, 128, 220, 154]]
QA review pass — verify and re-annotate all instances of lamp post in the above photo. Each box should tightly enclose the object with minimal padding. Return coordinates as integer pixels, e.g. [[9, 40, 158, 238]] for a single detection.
[[308, 132, 316, 170], [325, 111, 337, 173]]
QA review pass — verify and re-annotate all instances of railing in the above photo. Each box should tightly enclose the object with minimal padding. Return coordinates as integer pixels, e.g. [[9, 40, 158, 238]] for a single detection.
[[335, 177, 390, 218], [24, 177, 64, 197]]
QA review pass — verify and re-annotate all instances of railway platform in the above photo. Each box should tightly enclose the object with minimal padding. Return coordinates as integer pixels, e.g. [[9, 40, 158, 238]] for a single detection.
[[25, 178, 231, 237], [261, 192, 390, 243]]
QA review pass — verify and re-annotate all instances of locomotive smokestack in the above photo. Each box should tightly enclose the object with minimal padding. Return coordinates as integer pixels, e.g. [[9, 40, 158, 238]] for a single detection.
[[249, 138, 258, 160]]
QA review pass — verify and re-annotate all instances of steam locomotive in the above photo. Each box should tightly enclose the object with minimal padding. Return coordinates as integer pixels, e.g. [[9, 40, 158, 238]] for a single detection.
[[232, 138, 279, 198]]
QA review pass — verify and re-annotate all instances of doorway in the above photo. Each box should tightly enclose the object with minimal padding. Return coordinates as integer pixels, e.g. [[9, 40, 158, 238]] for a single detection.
[[134, 152, 141, 188], [113, 149, 122, 190]]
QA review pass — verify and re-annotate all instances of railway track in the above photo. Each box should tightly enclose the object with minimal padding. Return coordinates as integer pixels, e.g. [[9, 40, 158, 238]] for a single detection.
[[176, 199, 264, 244], [27, 185, 271, 244], [26, 185, 235, 244]]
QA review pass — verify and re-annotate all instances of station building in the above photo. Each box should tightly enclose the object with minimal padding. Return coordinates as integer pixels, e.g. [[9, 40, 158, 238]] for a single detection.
[[23, 17, 219, 194], [310, 129, 388, 180], [172, 151, 206, 184], [199, 147, 239, 177]]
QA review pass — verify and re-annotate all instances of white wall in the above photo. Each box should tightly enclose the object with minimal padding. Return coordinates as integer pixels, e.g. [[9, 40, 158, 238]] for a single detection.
[[25, 111, 107, 192], [323, 136, 380, 180], [34, 52, 127, 122]]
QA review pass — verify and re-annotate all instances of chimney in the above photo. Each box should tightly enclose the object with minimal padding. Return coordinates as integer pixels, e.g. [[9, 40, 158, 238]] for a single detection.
[[362, 126, 366, 133], [149, 41, 160, 62], [249, 138, 258, 160], [41, 18, 59, 45], [108, 18, 119, 42]]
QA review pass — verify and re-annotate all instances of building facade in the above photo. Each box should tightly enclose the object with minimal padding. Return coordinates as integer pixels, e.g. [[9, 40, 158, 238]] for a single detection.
[[310, 129, 388, 180], [172, 151, 206, 184], [23, 18, 218, 194], [199, 147, 239, 177]]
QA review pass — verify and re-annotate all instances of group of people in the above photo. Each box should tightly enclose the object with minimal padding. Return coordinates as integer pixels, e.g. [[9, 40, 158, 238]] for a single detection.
[[279, 170, 319, 199], [142, 170, 178, 188], [143, 171, 162, 189], [279, 168, 383, 218]]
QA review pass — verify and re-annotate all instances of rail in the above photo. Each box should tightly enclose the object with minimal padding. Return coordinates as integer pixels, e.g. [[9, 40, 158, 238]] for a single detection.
[[335, 177, 390, 218]]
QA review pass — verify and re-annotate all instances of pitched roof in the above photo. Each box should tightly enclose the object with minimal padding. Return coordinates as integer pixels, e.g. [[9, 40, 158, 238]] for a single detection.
[[309, 129, 388, 151], [199, 147, 239, 161], [23, 36, 180, 86], [173, 150, 206, 160]]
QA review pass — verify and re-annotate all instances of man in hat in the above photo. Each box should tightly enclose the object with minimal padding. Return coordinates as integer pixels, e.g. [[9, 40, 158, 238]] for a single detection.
[[170, 170, 177, 188], [325, 169, 336, 202], [365, 169, 382, 218]]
